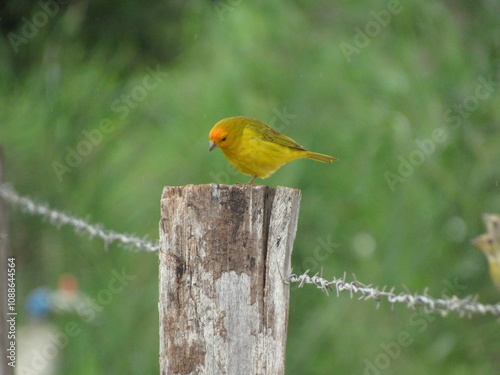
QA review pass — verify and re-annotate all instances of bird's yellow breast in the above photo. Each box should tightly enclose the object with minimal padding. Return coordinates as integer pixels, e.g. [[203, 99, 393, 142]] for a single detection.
[[221, 127, 306, 178]]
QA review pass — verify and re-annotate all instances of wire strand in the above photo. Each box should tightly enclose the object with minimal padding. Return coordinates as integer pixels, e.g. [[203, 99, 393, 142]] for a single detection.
[[286, 271, 500, 318], [0, 183, 159, 253], [2, 183, 499, 318]]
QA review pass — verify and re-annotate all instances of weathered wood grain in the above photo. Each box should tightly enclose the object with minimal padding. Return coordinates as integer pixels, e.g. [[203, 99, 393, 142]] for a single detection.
[[159, 184, 301, 375]]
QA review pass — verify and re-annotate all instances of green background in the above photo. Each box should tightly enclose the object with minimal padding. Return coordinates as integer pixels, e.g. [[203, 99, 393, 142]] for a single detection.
[[1, 0, 500, 374]]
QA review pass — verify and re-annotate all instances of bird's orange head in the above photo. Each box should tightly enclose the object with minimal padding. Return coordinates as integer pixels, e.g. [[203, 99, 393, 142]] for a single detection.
[[209, 117, 245, 151]]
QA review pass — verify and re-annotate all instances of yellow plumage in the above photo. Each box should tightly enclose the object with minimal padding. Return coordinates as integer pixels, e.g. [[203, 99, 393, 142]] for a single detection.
[[209, 116, 338, 184], [472, 214, 500, 289]]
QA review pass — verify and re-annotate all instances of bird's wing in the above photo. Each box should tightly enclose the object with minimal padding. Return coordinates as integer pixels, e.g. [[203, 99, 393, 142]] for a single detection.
[[247, 121, 306, 151]]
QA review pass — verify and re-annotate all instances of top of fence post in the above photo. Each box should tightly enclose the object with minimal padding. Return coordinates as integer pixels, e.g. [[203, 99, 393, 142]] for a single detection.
[[158, 183, 301, 375]]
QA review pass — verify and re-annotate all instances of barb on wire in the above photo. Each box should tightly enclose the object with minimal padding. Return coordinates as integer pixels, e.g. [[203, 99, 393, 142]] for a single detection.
[[286, 271, 500, 318], [0, 183, 159, 253], [4, 183, 500, 318]]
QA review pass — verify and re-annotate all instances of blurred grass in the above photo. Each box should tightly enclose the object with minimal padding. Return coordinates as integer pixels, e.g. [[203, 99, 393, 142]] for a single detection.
[[1, 0, 500, 374]]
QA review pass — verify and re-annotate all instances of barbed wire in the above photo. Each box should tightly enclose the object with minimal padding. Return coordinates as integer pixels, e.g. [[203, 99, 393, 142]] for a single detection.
[[286, 271, 500, 318], [2, 183, 500, 318], [0, 183, 159, 253]]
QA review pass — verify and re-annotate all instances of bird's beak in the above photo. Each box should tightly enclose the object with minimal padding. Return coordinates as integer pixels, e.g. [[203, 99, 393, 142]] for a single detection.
[[209, 141, 217, 151]]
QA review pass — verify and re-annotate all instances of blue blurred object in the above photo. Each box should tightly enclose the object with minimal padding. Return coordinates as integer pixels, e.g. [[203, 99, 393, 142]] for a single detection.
[[25, 288, 52, 319]]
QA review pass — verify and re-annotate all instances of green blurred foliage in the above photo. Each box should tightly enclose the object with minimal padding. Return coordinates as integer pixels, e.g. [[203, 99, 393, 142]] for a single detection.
[[1, 0, 500, 374]]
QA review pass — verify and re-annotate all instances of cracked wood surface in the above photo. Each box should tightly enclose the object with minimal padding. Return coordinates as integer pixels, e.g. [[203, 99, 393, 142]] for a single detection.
[[159, 184, 301, 375]]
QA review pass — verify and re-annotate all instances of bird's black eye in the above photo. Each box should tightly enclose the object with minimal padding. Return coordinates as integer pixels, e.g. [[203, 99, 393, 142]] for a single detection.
[[221, 136, 227, 142]]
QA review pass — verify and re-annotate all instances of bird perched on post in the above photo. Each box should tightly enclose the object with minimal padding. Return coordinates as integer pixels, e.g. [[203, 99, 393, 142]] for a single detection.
[[209, 116, 338, 184]]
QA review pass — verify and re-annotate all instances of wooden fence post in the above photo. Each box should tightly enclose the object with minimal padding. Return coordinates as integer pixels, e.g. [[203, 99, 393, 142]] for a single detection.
[[159, 184, 301, 375]]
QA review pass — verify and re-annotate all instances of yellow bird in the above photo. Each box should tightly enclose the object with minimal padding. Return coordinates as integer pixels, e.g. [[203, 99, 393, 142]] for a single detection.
[[472, 213, 500, 289], [472, 233, 500, 289], [209, 116, 338, 184]]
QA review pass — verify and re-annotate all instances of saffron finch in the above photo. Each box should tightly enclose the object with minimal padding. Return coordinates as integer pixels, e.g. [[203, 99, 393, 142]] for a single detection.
[[472, 214, 500, 289], [209, 116, 338, 184]]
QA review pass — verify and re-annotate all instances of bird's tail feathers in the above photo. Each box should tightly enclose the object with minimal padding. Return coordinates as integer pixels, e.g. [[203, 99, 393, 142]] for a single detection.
[[305, 152, 338, 163]]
